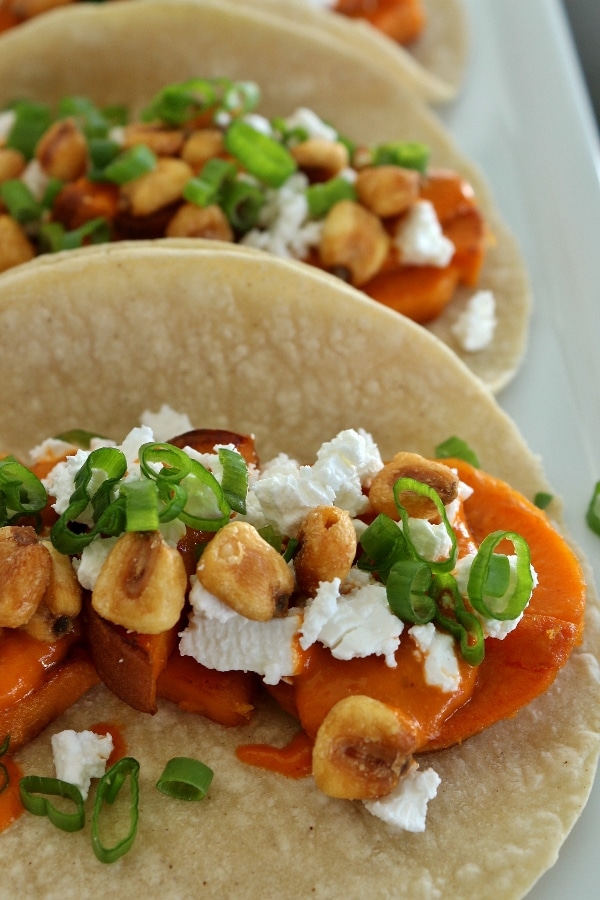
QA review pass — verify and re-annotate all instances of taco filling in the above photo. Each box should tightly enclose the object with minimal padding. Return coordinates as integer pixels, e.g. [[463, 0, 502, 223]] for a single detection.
[[0, 406, 586, 843], [0, 78, 492, 342]]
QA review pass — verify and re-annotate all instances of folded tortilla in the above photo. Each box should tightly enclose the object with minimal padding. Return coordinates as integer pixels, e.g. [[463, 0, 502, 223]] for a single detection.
[[228, 0, 470, 104], [0, 242, 597, 899], [0, 0, 529, 393]]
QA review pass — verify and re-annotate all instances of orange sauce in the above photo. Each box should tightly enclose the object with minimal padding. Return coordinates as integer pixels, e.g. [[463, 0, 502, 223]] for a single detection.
[[236, 731, 313, 779], [0, 631, 72, 711], [90, 722, 127, 767]]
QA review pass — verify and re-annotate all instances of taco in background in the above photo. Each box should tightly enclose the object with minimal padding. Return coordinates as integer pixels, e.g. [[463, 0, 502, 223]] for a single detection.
[[0, 0, 529, 392], [0, 0, 468, 104], [0, 242, 598, 898]]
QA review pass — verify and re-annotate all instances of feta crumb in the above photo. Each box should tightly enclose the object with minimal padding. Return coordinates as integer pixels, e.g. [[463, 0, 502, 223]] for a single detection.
[[283, 107, 338, 142], [363, 764, 441, 831], [405, 517, 454, 564], [394, 200, 455, 267], [409, 623, 461, 693], [241, 172, 323, 259], [241, 113, 273, 136], [75, 536, 118, 591], [140, 404, 192, 442], [180, 577, 302, 684], [28, 437, 76, 466], [0, 110, 16, 140], [51, 729, 113, 800], [21, 159, 49, 202], [451, 290, 497, 353], [300, 578, 403, 667]]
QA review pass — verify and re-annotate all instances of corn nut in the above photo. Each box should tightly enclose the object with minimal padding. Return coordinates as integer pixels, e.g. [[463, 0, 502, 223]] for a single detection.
[[120, 157, 193, 217], [355, 165, 420, 218], [35, 117, 88, 181], [166, 202, 234, 241], [294, 506, 357, 598], [369, 452, 459, 520], [319, 200, 389, 286], [0, 525, 52, 628], [0, 215, 35, 273], [290, 138, 349, 178]]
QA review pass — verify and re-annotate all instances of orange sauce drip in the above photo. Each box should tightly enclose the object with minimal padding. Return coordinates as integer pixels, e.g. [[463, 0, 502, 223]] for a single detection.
[[0, 756, 24, 833], [89, 722, 127, 767], [236, 730, 313, 779]]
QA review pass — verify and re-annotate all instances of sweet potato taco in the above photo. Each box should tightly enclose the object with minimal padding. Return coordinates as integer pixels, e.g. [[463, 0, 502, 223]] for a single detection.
[[0, 242, 598, 899], [0, 0, 529, 392], [0, 0, 468, 104]]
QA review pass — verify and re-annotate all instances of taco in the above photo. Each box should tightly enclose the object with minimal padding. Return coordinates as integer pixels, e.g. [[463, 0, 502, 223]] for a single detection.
[[0, 0, 468, 104], [0, 0, 529, 393], [0, 242, 597, 898]]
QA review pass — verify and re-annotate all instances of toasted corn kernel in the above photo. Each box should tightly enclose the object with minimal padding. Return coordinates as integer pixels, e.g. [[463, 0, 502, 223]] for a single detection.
[[319, 200, 389, 287], [197, 521, 294, 621], [166, 202, 234, 241], [0, 525, 52, 628], [355, 165, 420, 218], [369, 452, 459, 520], [0, 147, 26, 184], [41, 539, 82, 617], [312, 695, 418, 799], [122, 123, 184, 156], [294, 506, 357, 598], [181, 129, 226, 171], [92, 531, 187, 634], [120, 157, 193, 217], [290, 138, 349, 178], [35, 117, 88, 181], [0, 215, 35, 273]]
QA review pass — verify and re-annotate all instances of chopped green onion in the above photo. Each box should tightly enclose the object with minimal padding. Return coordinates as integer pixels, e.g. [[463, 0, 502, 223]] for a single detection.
[[306, 177, 357, 219], [270, 116, 309, 145], [0, 735, 9, 796], [218, 447, 248, 514], [533, 492, 553, 510], [142, 78, 259, 127], [183, 158, 237, 207], [586, 482, 600, 536], [258, 524, 282, 552], [357, 513, 411, 582], [39, 217, 111, 254], [120, 480, 160, 532], [220, 80, 261, 117], [434, 436, 480, 468], [92, 757, 140, 864], [386, 559, 435, 624], [41, 177, 64, 209], [0, 455, 48, 527], [393, 477, 458, 573], [432, 573, 484, 666], [467, 530, 533, 620], [88, 137, 121, 171], [372, 141, 429, 173], [224, 119, 297, 188], [156, 757, 214, 801], [220, 179, 265, 232], [57, 95, 111, 139], [103, 144, 157, 185], [7, 100, 52, 159], [53, 428, 108, 448], [0, 179, 42, 224], [19, 775, 85, 832], [283, 536, 299, 563]]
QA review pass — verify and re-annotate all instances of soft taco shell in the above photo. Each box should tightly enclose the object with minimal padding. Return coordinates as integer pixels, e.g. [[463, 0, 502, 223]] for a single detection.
[[0, 242, 597, 899], [0, 0, 529, 393], [228, 0, 469, 104]]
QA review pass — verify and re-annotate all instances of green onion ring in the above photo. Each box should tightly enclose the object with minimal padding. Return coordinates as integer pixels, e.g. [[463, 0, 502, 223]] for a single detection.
[[467, 530, 533, 620], [586, 481, 600, 536], [156, 757, 214, 801], [218, 447, 248, 514], [306, 177, 357, 219], [92, 757, 140, 864], [19, 776, 85, 832], [386, 559, 435, 624], [432, 573, 484, 666], [434, 436, 481, 468], [393, 477, 458, 573], [0, 455, 48, 526], [224, 119, 297, 188], [357, 513, 411, 582]]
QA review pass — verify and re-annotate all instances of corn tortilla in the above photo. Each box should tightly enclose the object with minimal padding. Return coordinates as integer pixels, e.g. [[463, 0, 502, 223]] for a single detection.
[[0, 242, 598, 898], [0, 0, 529, 393]]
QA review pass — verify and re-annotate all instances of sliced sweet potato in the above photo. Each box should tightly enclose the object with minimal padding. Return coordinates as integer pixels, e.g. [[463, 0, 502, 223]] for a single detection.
[[83, 596, 177, 713], [157, 652, 256, 727]]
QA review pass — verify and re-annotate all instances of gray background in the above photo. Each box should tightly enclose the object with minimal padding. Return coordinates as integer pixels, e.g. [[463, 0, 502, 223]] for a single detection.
[[562, 0, 600, 131]]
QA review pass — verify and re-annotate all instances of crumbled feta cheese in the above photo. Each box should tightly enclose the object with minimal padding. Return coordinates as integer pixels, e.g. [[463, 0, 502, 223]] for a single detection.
[[140, 405, 192, 442], [0, 110, 16, 140], [409, 623, 461, 693], [241, 113, 273, 136], [51, 729, 113, 800], [241, 172, 323, 259], [300, 578, 403, 667], [43, 448, 94, 517], [180, 578, 302, 684], [405, 517, 454, 564], [453, 552, 536, 639], [28, 437, 76, 466], [394, 200, 455, 267], [451, 290, 497, 353], [363, 764, 441, 832], [283, 107, 338, 142], [20, 160, 49, 202]]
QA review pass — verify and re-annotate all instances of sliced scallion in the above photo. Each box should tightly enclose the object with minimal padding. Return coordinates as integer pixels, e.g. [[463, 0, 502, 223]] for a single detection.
[[103, 144, 157, 185], [386, 559, 435, 624], [467, 530, 533, 620], [586, 481, 600, 536], [533, 492, 553, 510], [218, 447, 248, 514], [0, 456, 47, 527], [432, 573, 484, 666], [0, 179, 42, 224], [92, 757, 140, 864], [6, 100, 52, 159], [306, 177, 357, 219], [434, 436, 480, 468], [183, 158, 237, 207], [156, 757, 214, 801], [220, 179, 265, 232], [19, 775, 85, 832], [372, 140, 429, 173], [224, 119, 297, 188]]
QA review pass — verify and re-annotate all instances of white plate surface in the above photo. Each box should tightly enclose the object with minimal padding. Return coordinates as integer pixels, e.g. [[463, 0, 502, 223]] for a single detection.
[[439, 1, 600, 896]]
